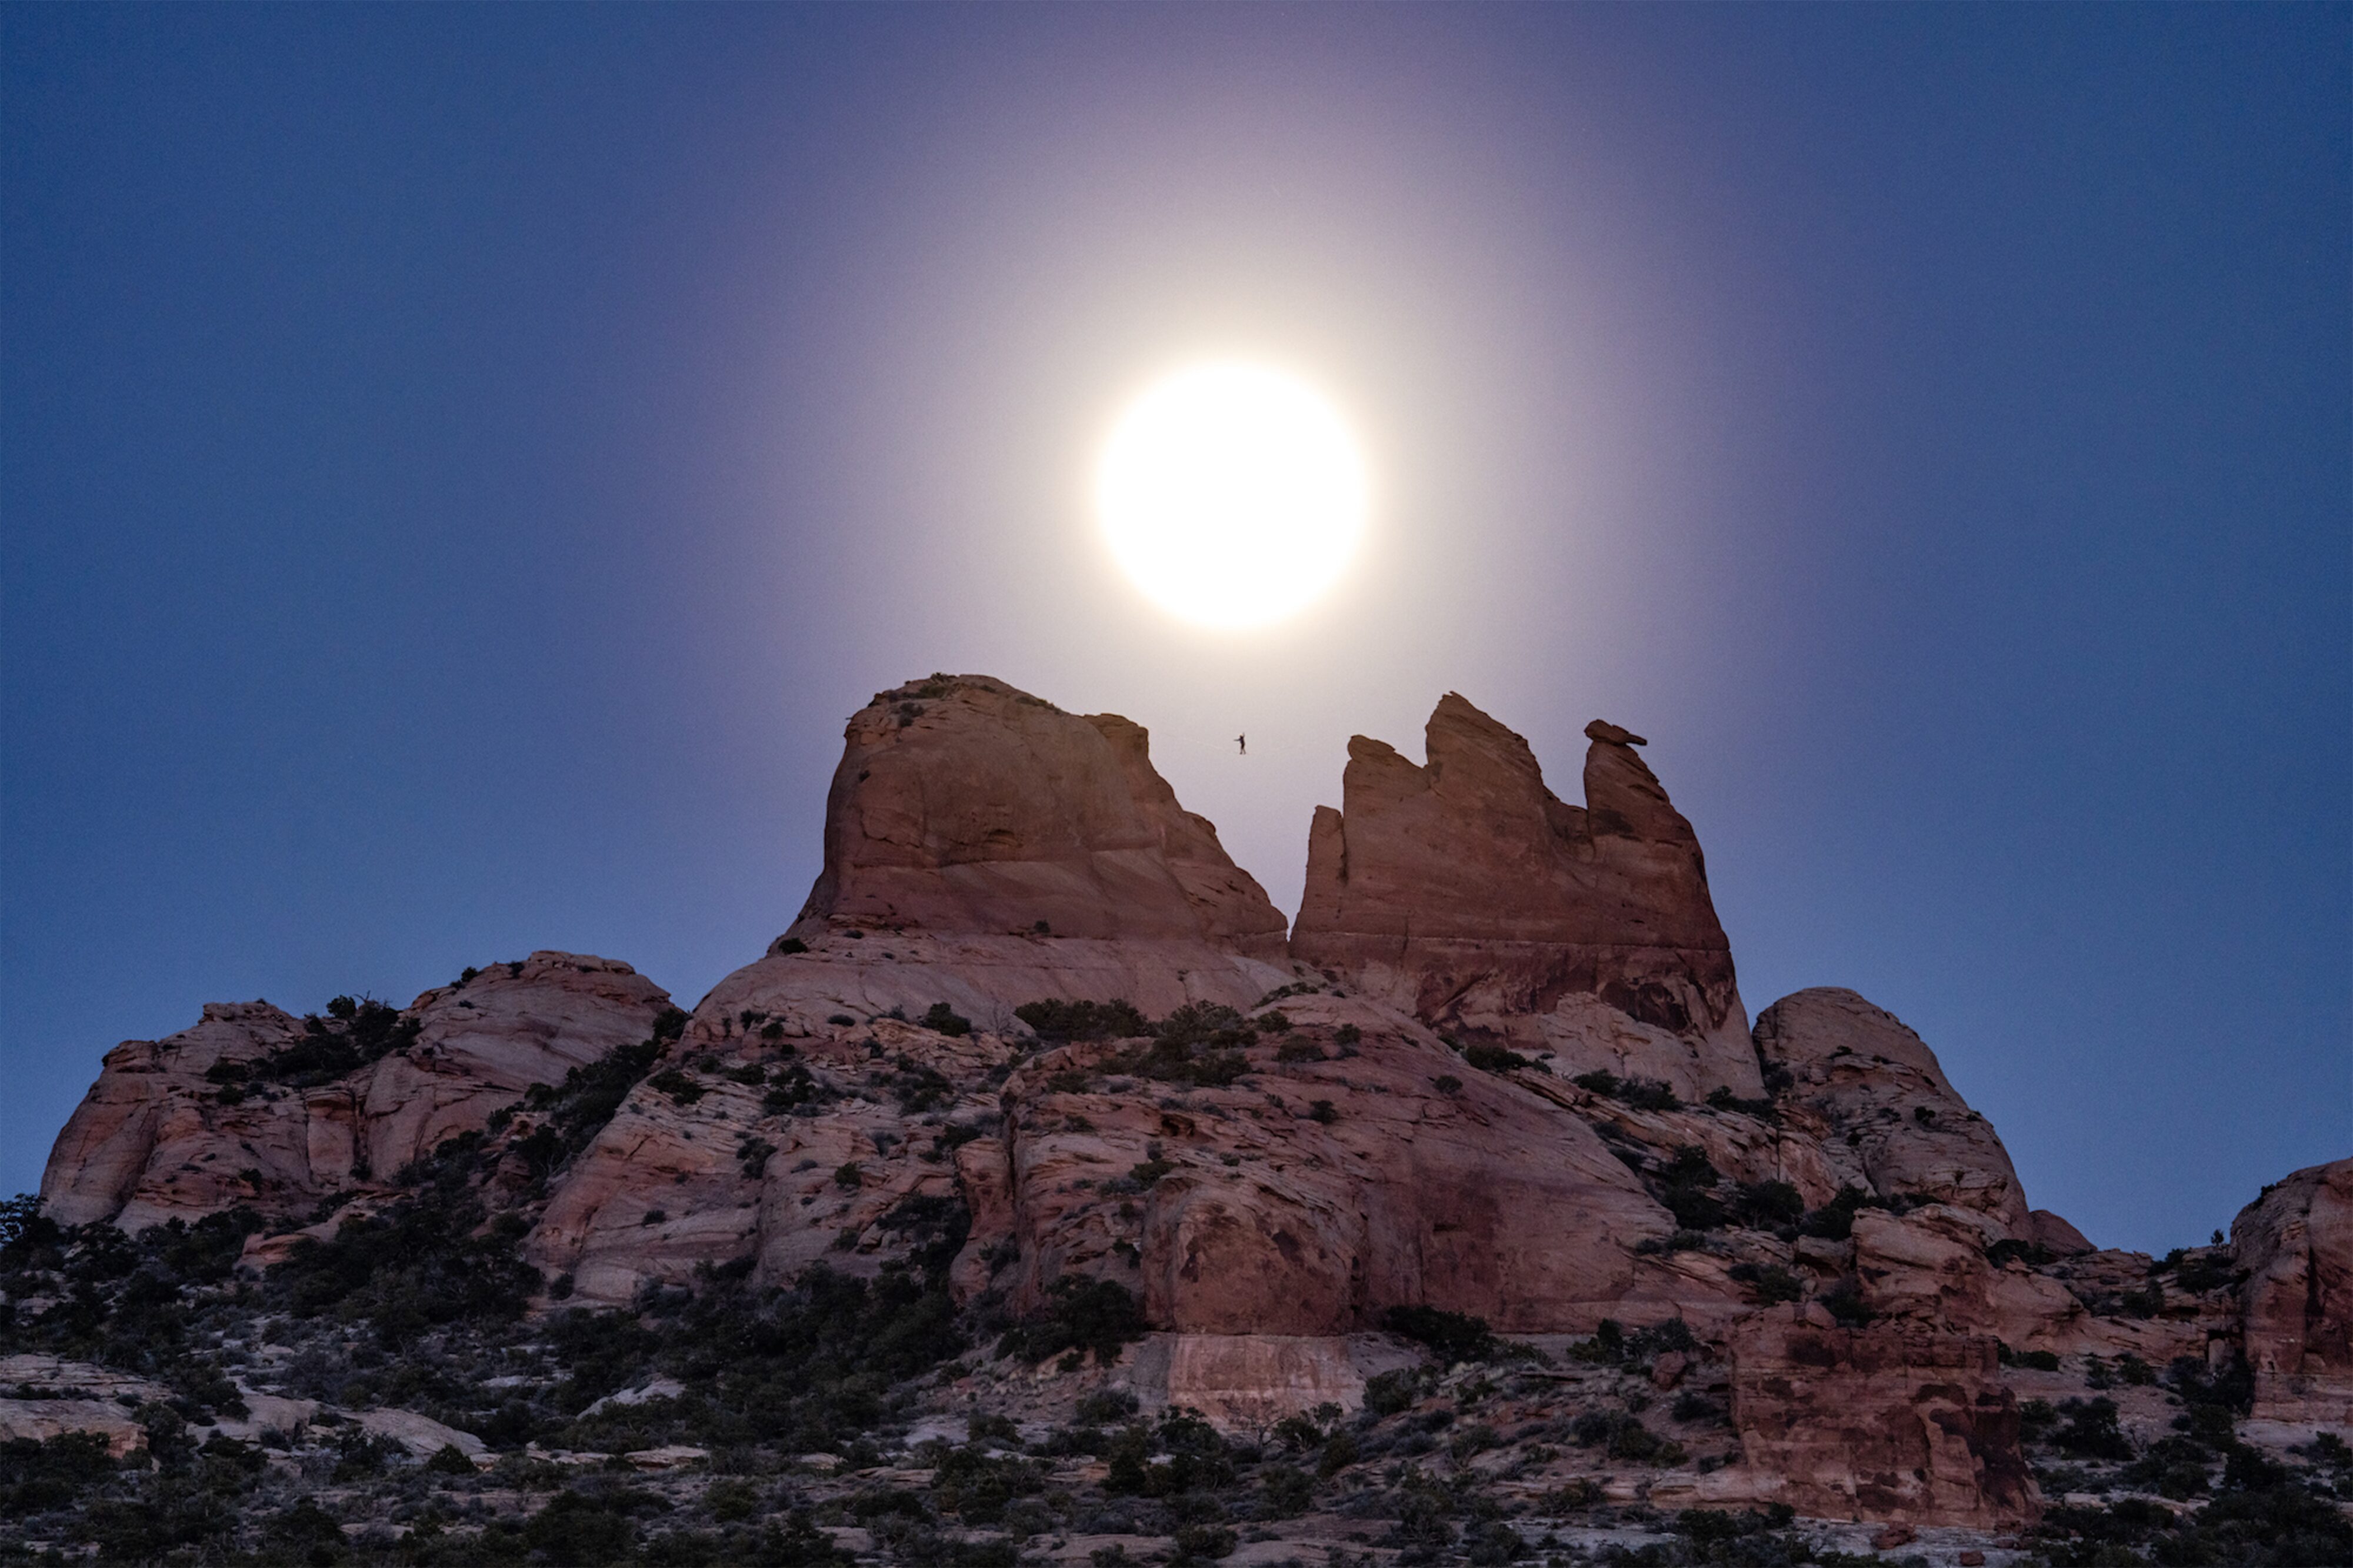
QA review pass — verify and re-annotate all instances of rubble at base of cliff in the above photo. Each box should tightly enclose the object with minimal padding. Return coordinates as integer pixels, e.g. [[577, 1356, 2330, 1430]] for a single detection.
[[6, 675, 2347, 1568]]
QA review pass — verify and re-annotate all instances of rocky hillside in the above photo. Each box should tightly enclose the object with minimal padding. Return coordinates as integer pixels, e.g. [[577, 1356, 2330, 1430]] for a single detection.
[[6, 672, 2347, 1568]]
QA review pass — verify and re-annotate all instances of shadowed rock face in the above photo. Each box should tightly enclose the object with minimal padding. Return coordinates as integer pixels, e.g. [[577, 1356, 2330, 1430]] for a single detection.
[[2234, 1157, 2353, 1423], [1291, 695, 1755, 1097], [789, 675, 1287, 958]]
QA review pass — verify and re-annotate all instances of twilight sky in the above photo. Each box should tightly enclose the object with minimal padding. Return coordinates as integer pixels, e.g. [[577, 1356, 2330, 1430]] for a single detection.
[[3, 6, 2345, 1251]]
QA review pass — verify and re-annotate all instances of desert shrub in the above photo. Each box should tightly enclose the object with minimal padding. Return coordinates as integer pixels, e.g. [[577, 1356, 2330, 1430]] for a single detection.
[[1572, 1070, 1681, 1111], [1704, 1086, 1779, 1122], [1432, 1075, 1464, 1096], [1454, 1520, 1523, 1566], [2049, 1396, 2135, 1460], [874, 1193, 971, 1270], [922, 1003, 974, 1037], [1382, 1305, 1499, 1363], [649, 1067, 705, 1105], [524, 1487, 664, 1564], [522, 1029, 670, 1159], [764, 1063, 835, 1115], [2154, 1247, 2243, 1295], [0, 1431, 115, 1514], [880, 1056, 955, 1112], [1001, 1276, 1145, 1366], [1670, 1390, 1724, 1424], [1103, 1409, 1235, 1497], [1257, 1462, 1314, 1517], [1463, 1043, 1532, 1074], [1571, 1412, 1685, 1465], [1016, 999, 1149, 1041], [1097, 1002, 1257, 1088], [1275, 1037, 1325, 1063], [1732, 1180, 1805, 1227], [218, 995, 422, 1089], [1364, 1369, 1425, 1416], [931, 1443, 1046, 1522], [1798, 1185, 1878, 1240], [1173, 1523, 1238, 1560], [268, 1137, 539, 1345], [2168, 1350, 2255, 1416]]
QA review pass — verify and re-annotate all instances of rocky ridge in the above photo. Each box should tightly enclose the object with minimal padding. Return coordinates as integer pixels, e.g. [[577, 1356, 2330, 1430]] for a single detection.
[[10, 672, 2348, 1567]]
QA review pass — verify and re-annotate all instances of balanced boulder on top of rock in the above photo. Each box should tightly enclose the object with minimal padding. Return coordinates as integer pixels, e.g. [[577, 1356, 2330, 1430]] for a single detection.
[[1291, 695, 1755, 1098]]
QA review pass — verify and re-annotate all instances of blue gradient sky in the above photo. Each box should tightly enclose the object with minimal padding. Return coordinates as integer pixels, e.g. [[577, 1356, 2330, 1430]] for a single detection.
[[4, 6, 2345, 1251]]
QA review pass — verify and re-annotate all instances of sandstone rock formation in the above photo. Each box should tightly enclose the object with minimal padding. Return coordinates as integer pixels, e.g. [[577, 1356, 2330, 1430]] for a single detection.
[[1291, 697, 1756, 1100], [1687, 1307, 2040, 1529], [789, 675, 1287, 959], [1753, 988, 2031, 1236], [31, 670, 2339, 1547], [39, 953, 670, 1230], [2233, 1156, 2353, 1423]]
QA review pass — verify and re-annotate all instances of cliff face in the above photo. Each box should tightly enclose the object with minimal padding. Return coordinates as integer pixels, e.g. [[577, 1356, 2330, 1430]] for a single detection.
[[789, 674, 1287, 958], [28, 673, 2332, 1542], [2234, 1157, 2353, 1423], [1291, 698, 1756, 1100]]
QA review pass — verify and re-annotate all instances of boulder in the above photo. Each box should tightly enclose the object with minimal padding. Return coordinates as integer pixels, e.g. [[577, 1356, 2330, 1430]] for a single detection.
[[2027, 1209, 2094, 1256], [1753, 989, 2031, 1236], [1291, 697, 1756, 1099], [2232, 1157, 2353, 1424]]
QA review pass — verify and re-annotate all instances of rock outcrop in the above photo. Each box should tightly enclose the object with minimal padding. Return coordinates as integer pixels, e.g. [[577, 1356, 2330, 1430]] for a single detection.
[[1754, 988, 2031, 1236], [789, 675, 1287, 958], [2233, 1157, 2353, 1423], [1290, 698, 1756, 1100], [39, 953, 671, 1230], [1696, 1308, 2041, 1529]]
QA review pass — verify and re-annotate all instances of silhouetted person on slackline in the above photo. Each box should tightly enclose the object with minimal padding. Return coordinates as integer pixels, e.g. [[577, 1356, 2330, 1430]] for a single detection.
[[1237, 734, 1247, 755]]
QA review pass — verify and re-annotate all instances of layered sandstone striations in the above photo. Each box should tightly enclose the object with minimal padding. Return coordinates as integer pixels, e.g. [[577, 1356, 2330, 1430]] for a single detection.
[[39, 953, 671, 1230], [1291, 698, 1756, 1099]]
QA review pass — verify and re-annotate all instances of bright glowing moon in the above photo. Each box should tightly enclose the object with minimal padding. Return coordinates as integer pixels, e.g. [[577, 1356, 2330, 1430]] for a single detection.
[[1094, 362, 1368, 629]]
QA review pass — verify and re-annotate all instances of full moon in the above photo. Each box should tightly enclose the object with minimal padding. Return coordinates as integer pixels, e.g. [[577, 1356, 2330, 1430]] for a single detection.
[[1094, 362, 1369, 629]]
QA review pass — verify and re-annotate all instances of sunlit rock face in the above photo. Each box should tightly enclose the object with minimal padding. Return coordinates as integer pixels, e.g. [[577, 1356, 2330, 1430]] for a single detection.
[[789, 673, 1288, 959], [2234, 1157, 2353, 1424], [1291, 695, 1757, 1099]]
